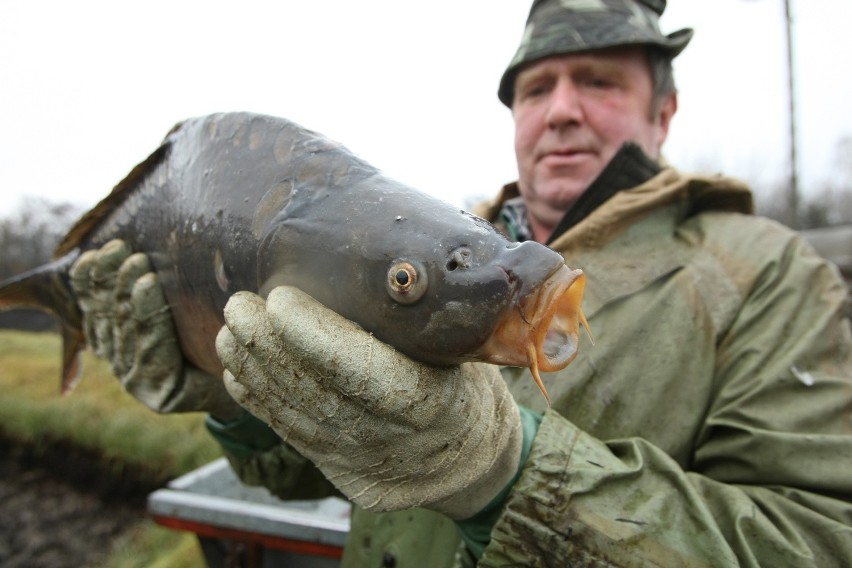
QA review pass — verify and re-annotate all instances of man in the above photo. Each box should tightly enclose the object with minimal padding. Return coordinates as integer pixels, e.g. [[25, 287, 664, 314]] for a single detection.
[[71, 0, 852, 565]]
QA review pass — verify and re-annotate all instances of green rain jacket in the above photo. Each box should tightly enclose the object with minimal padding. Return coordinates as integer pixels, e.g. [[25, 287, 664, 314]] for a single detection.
[[219, 167, 852, 567]]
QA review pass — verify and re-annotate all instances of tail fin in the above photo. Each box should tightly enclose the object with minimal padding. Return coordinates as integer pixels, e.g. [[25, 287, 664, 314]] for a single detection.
[[0, 249, 86, 392]]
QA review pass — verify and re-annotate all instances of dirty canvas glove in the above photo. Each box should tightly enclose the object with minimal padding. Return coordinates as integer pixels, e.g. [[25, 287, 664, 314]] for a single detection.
[[70, 239, 242, 419], [216, 286, 524, 520]]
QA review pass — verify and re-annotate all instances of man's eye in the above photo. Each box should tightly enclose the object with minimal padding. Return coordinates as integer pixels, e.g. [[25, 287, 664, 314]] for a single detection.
[[584, 77, 611, 89], [581, 74, 618, 90], [520, 83, 549, 100]]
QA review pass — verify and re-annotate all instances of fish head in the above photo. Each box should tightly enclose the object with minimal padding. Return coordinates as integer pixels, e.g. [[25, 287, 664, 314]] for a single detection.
[[377, 218, 588, 378], [257, 174, 588, 381]]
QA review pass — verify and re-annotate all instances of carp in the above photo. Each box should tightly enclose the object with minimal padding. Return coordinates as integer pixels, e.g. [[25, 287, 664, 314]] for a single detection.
[[0, 112, 589, 404]]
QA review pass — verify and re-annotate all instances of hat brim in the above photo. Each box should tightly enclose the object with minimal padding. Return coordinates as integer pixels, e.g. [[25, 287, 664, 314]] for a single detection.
[[498, 27, 693, 108]]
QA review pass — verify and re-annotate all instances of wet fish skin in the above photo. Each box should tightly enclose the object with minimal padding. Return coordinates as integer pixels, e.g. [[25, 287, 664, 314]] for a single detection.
[[0, 112, 584, 396]]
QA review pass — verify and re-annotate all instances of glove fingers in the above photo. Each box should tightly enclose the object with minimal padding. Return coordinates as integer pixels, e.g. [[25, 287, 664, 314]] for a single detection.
[[69, 249, 97, 295], [130, 272, 172, 322], [223, 368, 345, 451], [115, 253, 153, 301], [90, 240, 133, 359], [131, 273, 181, 361], [222, 370, 267, 420], [225, 288, 410, 430], [217, 317, 381, 447], [216, 316, 316, 415], [120, 274, 183, 401], [112, 254, 154, 378], [265, 286, 439, 417], [220, 291, 285, 361], [69, 249, 101, 350], [91, 239, 133, 282], [219, 291, 338, 410]]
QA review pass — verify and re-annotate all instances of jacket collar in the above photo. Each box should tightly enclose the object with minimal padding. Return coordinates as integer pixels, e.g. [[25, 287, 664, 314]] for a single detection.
[[477, 168, 754, 318]]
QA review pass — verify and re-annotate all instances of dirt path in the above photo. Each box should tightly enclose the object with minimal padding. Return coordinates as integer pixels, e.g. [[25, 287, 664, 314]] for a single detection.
[[0, 438, 164, 568]]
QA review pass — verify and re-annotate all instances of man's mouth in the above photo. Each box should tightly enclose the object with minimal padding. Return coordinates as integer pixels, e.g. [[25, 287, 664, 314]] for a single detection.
[[541, 148, 594, 167]]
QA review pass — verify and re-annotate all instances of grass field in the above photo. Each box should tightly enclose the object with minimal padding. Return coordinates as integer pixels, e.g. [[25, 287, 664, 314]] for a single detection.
[[0, 329, 222, 567]]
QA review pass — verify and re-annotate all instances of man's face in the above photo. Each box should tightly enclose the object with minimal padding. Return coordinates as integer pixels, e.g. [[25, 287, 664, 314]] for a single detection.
[[512, 47, 676, 238]]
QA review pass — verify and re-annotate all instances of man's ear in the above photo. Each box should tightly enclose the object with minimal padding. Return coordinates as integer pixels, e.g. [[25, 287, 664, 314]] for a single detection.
[[655, 92, 678, 148]]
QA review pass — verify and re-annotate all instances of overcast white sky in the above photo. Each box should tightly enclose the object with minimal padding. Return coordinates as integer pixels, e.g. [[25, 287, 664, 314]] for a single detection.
[[1, 1, 850, 218]]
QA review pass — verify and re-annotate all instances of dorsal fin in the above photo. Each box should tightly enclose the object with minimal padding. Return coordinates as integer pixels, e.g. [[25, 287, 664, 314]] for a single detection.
[[55, 133, 175, 257]]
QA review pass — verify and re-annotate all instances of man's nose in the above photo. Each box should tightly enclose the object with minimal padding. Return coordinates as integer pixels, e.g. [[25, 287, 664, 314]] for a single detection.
[[545, 78, 583, 129]]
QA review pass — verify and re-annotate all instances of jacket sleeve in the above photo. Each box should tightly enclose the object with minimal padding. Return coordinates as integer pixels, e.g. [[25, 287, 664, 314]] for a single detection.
[[479, 230, 852, 567], [206, 412, 341, 500]]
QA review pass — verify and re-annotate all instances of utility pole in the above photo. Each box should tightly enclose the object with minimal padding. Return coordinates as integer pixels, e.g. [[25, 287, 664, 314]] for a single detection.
[[784, 0, 800, 228], [743, 0, 799, 226]]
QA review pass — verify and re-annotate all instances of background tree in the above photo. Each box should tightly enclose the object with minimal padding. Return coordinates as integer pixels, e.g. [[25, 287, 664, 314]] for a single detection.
[[753, 135, 852, 229]]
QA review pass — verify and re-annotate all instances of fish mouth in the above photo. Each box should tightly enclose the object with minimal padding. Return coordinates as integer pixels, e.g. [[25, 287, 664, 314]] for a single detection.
[[475, 263, 590, 405]]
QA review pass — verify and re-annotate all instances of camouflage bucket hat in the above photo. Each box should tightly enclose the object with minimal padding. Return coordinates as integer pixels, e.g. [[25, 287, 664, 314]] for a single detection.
[[498, 0, 693, 107]]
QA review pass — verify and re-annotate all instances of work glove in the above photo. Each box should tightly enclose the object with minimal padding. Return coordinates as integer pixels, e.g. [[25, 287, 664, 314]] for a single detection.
[[69, 239, 243, 420], [216, 286, 524, 520]]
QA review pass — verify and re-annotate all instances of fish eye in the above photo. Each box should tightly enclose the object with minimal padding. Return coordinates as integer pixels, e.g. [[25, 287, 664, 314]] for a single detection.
[[386, 260, 428, 304]]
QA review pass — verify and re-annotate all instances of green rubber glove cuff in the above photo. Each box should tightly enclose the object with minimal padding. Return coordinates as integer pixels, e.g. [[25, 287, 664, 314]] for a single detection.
[[455, 405, 542, 559], [205, 411, 282, 460]]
